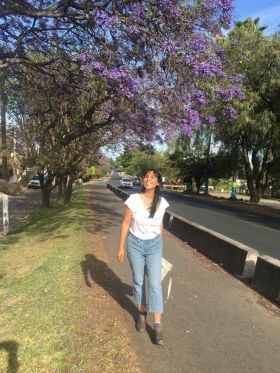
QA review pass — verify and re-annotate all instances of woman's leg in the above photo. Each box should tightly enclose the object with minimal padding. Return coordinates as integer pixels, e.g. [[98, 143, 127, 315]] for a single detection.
[[153, 312, 161, 323], [145, 236, 163, 317], [137, 304, 146, 312], [127, 235, 146, 311], [146, 236, 164, 344]]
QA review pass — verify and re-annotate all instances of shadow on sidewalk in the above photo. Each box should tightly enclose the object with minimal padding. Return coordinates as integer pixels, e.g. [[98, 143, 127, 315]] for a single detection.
[[80, 254, 155, 341]]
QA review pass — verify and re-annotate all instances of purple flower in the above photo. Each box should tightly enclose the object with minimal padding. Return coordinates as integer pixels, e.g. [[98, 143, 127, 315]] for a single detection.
[[194, 90, 206, 105], [205, 115, 216, 125], [182, 107, 201, 136], [91, 62, 104, 71], [127, 25, 140, 34], [76, 54, 89, 63], [82, 61, 104, 73], [224, 106, 237, 120], [230, 74, 244, 84]]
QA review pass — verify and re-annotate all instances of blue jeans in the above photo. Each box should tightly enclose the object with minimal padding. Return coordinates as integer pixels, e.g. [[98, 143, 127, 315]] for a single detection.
[[127, 232, 163, 313]]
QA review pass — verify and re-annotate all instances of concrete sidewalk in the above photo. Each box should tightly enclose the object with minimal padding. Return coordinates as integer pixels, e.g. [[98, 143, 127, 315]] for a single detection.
[[90, 182, 280, 373]]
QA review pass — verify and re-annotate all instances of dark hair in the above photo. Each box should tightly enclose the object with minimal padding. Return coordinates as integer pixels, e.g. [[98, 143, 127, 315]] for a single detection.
[[141, 168, 162, 218]]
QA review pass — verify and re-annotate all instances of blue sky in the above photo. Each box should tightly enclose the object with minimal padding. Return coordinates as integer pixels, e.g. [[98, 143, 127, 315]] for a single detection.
[[233, 0, 280, 34]]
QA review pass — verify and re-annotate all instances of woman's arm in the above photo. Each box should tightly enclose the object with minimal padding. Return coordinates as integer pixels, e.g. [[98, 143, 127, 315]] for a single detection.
[[160, 221, 163, 235], [117, 206, 132, 262]]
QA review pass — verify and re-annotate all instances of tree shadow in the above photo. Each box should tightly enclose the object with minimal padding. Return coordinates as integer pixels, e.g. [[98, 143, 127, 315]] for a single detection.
[[80, 254, 154, 341], [0, 340, 20, 373]]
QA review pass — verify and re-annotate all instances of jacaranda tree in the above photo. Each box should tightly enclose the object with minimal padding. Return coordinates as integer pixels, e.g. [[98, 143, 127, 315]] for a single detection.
[[0, 0, 241, 196]]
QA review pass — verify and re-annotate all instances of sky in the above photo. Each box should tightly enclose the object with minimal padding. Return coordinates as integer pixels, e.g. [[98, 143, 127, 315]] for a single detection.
[[233, 0, 280, 34]]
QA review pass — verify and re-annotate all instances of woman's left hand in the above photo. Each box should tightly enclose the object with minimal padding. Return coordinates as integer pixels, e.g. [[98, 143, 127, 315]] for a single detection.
[[117, 248, 125, 262]]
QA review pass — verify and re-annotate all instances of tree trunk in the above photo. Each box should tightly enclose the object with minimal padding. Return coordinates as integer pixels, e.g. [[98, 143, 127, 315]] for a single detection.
[[57, 175, 68, 194], [58, 178, 63, 194], [256, 147, 273, 199], [241, 139, 261, 203], [40, 175, 54, 208], [0, 72, 8, 180], [204, 178, 209, 196], [249, 189, 261, 203], [63, 175, 67, 193], [58, 181, 63, 194], [195, 177, 203, 194], [64, 177, 74, 206], [185, 177, 193, 192], [41, 186, 51, 208]]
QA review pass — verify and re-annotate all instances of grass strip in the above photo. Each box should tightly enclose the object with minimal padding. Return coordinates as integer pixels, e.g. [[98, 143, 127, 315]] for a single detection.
[[0, 188, 141, 373]]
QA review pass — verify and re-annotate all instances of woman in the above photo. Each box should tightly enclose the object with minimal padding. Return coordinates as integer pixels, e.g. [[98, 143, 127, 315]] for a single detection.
[[117, 168, 169, 345]]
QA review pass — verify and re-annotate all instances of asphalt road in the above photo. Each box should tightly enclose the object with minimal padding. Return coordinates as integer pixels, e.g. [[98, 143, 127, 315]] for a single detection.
[[111, 174, 280, 260]]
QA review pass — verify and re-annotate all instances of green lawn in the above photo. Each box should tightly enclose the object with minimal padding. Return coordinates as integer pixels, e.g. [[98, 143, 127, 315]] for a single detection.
[[0, 187, 141, 373]]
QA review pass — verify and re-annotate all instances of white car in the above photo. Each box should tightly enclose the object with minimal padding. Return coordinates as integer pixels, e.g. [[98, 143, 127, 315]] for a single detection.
[[200, 185, 214, 192], [27, 175, 41, 189], [120, 177, 133, 188]]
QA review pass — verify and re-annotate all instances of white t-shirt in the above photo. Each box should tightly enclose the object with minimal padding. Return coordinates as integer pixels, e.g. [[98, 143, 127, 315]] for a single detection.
[[125, 193, 169, 240]]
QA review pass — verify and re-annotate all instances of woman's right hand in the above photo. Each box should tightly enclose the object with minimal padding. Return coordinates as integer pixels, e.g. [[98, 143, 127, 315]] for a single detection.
[[117, 247, 125, 262], [117, 207, 132, 263]]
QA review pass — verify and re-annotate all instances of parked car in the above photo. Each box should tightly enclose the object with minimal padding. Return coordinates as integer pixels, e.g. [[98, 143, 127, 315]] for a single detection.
[[27, 175, 41, 189], [132, 178, 141, 186], [120, 177, 133, 188], [199, 185, 214, 192]]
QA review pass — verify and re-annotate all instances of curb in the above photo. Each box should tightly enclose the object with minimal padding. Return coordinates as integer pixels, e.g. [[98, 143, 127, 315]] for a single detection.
[[252, 256, 280, 303], [163, 211, 258, 279]]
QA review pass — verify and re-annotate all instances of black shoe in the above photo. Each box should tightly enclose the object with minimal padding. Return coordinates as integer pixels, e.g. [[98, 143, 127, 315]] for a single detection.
[[136, 312, 147, 332], [154, 328, 164, 345]]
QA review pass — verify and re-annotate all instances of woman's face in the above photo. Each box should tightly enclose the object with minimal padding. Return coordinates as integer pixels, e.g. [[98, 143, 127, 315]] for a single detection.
[[143, 171, 159, 191]]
